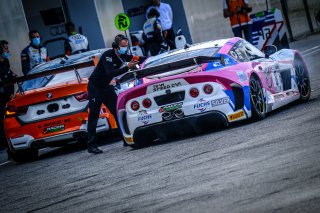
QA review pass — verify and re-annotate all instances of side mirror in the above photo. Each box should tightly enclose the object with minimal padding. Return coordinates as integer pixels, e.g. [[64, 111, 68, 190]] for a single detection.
[[264, 45, 277, 58]]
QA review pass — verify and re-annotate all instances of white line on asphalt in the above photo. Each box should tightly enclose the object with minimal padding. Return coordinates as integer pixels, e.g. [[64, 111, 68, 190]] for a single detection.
[[301, 45, 320, 54], [0, 161, 11, 167], [303, 48, 320, 57]]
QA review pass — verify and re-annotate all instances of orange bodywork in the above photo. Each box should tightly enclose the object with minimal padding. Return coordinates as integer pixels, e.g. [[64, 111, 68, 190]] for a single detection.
[[4, 78, 117, 151]]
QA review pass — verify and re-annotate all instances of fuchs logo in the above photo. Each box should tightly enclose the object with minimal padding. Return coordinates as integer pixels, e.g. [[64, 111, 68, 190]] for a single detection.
[[194, 98, 210, 112], [47, 93, 53, 99], [138, 110, 152, 125]]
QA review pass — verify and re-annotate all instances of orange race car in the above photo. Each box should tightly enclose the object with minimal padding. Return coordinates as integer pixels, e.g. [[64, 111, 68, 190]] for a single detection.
[[3, 49, 117, 162]]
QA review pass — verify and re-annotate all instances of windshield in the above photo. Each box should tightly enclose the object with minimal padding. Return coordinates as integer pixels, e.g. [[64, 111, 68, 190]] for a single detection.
[[144, 47, 220, 68]]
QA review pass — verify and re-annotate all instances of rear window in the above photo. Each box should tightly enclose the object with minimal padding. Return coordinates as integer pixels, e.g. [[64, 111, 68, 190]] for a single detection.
[[21, 67, 94, 91], [144, 47, 220, 68], [20, 49, 106, 92]]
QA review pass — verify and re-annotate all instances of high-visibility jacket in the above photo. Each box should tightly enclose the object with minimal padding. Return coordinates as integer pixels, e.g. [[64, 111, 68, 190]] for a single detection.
[[225, 0, 252, 28]]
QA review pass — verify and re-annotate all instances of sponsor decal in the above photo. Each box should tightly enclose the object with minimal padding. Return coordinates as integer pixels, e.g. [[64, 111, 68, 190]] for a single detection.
[[211, 97, 230, 107], [228, 110, 244, 121], [194, 98, 210, 112], [43, 124, 65, 134], [43, 118, 70, 127], [152, 81, 182, 92], [159, 102, 183, 113], [137, 110, 152, 125]]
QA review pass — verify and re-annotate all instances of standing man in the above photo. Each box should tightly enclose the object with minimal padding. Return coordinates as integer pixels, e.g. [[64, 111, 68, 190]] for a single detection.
[[87, 34, 147, 154], [146, 0, 176, 49], [143, 8, 167, 56], [223, 0, 253, 44], [0, 40, 16, 149], [21, 30, 49, 75], [64, 22, 89, 56]]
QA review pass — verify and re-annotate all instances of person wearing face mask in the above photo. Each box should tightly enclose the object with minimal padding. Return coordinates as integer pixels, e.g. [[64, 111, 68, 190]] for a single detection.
[[143, 8, 167, 56], [146, 0, 176, 50], [21, 30, 49, 75], [87, 34, 147, 154], [0, 40, 16, 150]]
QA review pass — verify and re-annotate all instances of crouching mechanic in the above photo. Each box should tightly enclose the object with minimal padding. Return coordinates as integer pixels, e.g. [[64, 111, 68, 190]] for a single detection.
[[87, 34, 147, 154]]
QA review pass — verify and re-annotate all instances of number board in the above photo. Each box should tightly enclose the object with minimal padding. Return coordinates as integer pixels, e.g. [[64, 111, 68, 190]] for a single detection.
[[115, 13, 131, 31]]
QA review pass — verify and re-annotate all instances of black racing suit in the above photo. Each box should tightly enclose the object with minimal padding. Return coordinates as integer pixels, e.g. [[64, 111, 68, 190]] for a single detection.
[[0, 59, 15, 149], [87, 49, 146, 146]]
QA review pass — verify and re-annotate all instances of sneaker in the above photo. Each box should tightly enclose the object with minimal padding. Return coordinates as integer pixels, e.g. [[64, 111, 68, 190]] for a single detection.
[[87, 146, 103, 154]]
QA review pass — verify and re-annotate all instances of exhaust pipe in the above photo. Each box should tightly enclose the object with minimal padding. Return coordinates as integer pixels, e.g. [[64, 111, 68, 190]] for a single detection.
[[162, 111, 173, 121], [173, 109, 184, 119]]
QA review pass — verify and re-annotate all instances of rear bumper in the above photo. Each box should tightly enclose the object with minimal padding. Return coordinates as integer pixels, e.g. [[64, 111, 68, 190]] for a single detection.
[[131, 111, 228, 146], [9, 117, 110, 151]]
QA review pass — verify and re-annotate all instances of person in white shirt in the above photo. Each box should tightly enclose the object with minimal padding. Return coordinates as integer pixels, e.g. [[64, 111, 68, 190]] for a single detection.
[[64, 22, 89, 55], [146, 0, 176, 49]]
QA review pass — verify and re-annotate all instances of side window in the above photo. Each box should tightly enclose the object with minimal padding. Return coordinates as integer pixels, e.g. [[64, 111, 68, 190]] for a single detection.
[[243, 41, 265, 60], [228, 41, 249, 62]]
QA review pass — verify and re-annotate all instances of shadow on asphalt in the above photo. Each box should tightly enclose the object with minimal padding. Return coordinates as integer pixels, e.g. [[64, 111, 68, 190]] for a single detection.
[[128, 97, 318, 150], [36, 132, 122, 161]]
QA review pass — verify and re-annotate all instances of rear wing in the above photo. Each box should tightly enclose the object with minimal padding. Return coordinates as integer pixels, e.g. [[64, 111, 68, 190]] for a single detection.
[[119, 55, 225, 83]]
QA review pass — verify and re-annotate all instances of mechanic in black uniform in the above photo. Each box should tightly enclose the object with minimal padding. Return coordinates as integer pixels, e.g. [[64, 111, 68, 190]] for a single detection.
[[87, 34, 147, 154], [0, 40, 16, 150]]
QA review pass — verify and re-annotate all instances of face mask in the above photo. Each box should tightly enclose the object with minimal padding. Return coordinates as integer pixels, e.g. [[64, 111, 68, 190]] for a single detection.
[[150, 17, 157, 22], [1, 52, 10, 59], [118, 47, 127, 55], [32, 37, 41, 46]]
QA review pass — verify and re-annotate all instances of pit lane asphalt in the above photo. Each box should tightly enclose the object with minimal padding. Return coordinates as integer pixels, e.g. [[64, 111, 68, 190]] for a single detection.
[[1, 33, 320, 213]]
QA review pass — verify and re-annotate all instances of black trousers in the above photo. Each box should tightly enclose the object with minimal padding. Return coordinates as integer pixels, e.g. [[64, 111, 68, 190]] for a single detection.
[[163, 28, 176, 50], [87, 82, 122, 146]]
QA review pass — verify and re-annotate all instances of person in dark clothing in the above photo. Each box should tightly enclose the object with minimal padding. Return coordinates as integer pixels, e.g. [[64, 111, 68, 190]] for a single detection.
[[143, 8, 167, 56], [64, 22, 89, 56], [0, 40, 16, 149], [21, 30, 49, 75], [87, 34, 147, 154]]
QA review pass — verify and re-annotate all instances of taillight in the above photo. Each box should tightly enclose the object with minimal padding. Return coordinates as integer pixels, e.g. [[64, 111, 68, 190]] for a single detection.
[[189, 88, 199, 98], [74, 92, 88, 102], [131, 100, 140, 111], [5, 105, 16, 117], [5, 105, 28, 118], [203, 84, 213, 94], [142, 98, 152, 108]]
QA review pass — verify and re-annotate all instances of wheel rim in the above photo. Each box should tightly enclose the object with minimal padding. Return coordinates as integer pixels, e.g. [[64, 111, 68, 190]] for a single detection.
[[250, 78, 265, 115], [295, 63, 310, 98]]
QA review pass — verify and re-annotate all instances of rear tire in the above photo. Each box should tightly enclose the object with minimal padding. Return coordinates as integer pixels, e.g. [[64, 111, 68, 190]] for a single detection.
[[294, 56, 311, 102], [250, 75, 266, 120], [9, 148, 38, 163]]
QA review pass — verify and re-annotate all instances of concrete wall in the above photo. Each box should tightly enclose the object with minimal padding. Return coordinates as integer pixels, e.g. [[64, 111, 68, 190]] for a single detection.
[[0, 0, 29, 76], [95, 0, 125, 48]]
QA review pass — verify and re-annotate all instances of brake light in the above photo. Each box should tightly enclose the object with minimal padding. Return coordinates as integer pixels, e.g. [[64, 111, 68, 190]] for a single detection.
[[5, 105, 16, 117], [142, 98, 152, 108], [203, 84, 213, 94], [189, 88, 199, 98], [131, 100, 140, 111], [5, 106, 28, 118], [75, 92, 88, 102]]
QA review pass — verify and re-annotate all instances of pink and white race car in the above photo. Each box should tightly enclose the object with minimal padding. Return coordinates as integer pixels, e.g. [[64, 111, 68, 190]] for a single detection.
[[117, 37, 311, 147]]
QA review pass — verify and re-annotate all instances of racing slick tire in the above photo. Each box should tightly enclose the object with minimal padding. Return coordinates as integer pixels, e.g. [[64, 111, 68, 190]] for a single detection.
[[294, 55, 311, 102], [250, 75, 266, 120], [8, 147, 38, 163]]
